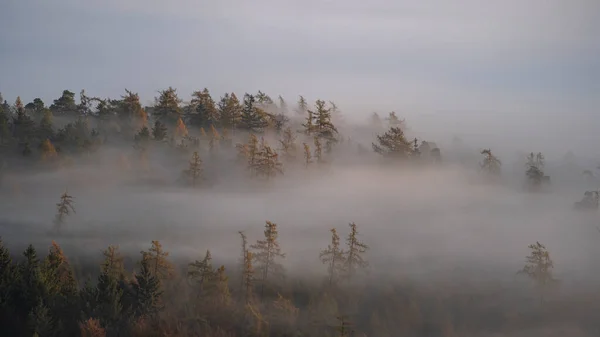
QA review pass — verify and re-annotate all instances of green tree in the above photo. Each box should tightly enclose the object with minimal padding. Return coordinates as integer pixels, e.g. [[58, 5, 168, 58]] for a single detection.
[[372, 126, 413, 159], [153, 87, 182, 124], [320, 228, 346, 286], [218, 92, 242, 129], [526, 152, 546, 188], [188, 250, 215, 293], [190, 88, 220, 128], [251, 221, 286, 297], [344, 222, 369, 279], [130, 258, 163, 319], [50, 90, 77, 115], [53, 190, 75, 232], [313, 136, 323, 164], [38, 110, 55, 141], [295, 95, 308, 116], [151, 120, 167, 141], [240, 94, 268, 133], [12, 96, 36, 143]]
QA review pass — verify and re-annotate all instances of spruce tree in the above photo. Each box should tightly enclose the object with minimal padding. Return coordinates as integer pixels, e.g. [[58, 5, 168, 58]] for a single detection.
[[320, 228, 346, 286], [38, 110, 55, 141], [344, 222, 369, 279], [53, 190, 75, 232], [218, 93, 242, 129], [240, 94, 268, 133], [190, 88, 220, 128], [153, 87, 182, 124], [131, 258, 163, 319], [151, 120, 167, 141], [251, 221, 286, 297], [252, 140, 284, 180]]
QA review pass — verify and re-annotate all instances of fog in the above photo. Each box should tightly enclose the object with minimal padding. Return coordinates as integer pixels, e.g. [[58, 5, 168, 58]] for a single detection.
[[2, 124, 599, 284]]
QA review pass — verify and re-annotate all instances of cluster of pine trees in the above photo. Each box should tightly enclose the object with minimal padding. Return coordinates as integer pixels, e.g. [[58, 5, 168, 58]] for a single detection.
[[0, 222, 566, 337]]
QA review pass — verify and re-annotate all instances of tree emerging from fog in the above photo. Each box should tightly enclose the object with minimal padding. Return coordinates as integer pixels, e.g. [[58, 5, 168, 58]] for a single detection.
[[372, 126, 413, 159], [480, 149, 501, 176], [518, 242, 557, 302], [251, 221, 286, 297], [53, 189, 75, 232]]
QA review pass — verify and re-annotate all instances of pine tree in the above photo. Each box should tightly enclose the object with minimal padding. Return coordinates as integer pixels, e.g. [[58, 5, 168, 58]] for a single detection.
[[302, 108, 314, 135], [526, 152, 545, 188], [372, 126, 413, 159], [131, 258, 163, 319], [518, 242, 557, 303], [480, 149, 501, 176], [344, 222, 369, 279], [53, 190, 75, 232], [240, 94, 268, 133], [153, 87, 182, 124], [218, 93, 242, 129], [101, 245, 126, 281], [184, 151, 203, 187], [313, 99, 337, 140], [190, 88, 220, 128], [38, 110, 55, 141], [121, 89, 147, 131], [320, 228, 346, 286], [251, 221, 286, 297], [303, 143, 312, 168], [28, 301, 53, 337], [140, 241, 174, 281], [151, 120, 167, 141], [13, 96, 36, 143]]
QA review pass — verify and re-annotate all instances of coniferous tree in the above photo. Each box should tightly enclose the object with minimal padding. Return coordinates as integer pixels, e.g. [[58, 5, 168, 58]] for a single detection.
[[344, 222, 369, 279], [151, 120, 168, 141], [518, 242, 557, 303], [0, 105, 10, 145], [13, 96, 36, 143], [174, 117, 188, 139], [50, 90, 77, 115], [40, 139, 58, 163], [313, 136, 323, 164], [130, 258, 163, 319], [101, 245, 126, 281], [93, 249, 125, 330], [243, 250, 254, 305], [38, 110, 55, 141], [251, 221, 286, 297], [190, 88, 220, 128], [252, 140, 284, 180], [140, 241, 174, 281], [79, 318, 106, 337], [320, 228, 346, 286], [218, 93, 242, 130], [526, 152, 546, 189], [278, 127, 297, 161], [295, 95, 308, 116], [188, 250, 215, 292], [238, 231, 248, 292], [153, 87, 182, 124], [303, 143, 312, 168], [480, 149, 501, 176], [120, 89, 147, 132], [53, 190, 75, 232], [372, 126, 413, 159], [240, 94, 268, 133], [184, 151, 203, 187]]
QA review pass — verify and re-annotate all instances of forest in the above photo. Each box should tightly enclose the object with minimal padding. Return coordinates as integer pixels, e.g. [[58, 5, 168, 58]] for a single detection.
[[0, 88, 599, 337]]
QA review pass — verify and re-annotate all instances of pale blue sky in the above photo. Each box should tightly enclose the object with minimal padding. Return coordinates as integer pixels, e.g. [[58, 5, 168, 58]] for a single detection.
[[1, 0, 599, 154]]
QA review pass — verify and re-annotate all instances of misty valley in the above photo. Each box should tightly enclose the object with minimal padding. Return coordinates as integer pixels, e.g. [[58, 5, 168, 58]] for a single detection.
[[0, 89, 599, 337]]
